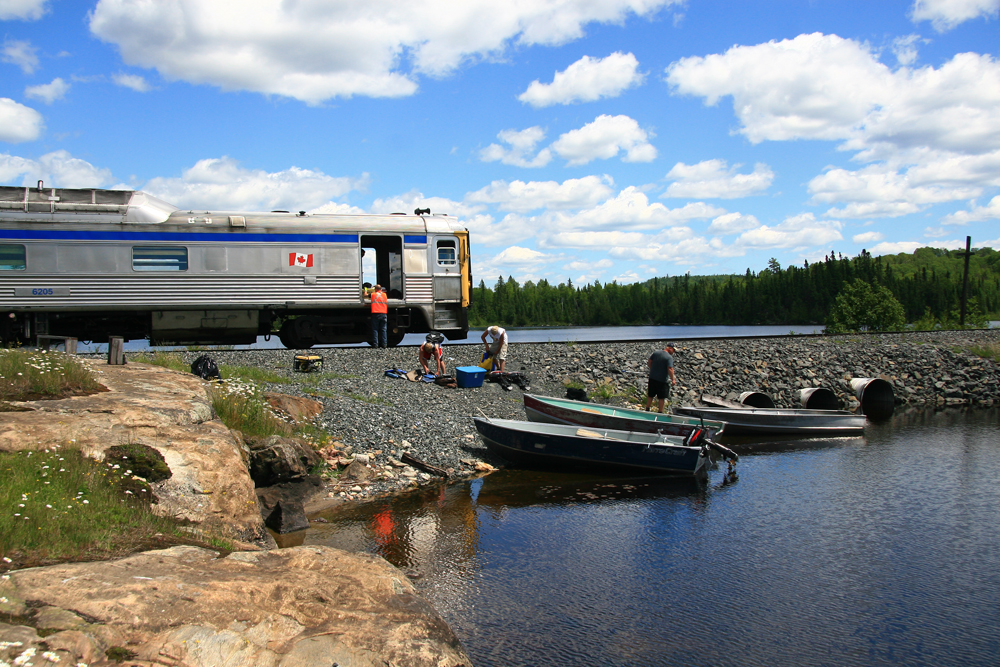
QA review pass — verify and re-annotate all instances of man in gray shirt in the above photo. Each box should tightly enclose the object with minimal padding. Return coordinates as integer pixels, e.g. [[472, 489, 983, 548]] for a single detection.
[[645, 342, 677, 413]]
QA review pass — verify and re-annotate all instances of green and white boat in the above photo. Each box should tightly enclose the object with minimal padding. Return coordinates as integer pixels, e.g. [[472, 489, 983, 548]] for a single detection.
[[523, 394, 726, 439]]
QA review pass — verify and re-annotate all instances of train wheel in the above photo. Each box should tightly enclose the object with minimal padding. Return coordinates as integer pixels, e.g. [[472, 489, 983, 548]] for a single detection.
[[279, 321, 314, 349], [387, 330, 406, 347]]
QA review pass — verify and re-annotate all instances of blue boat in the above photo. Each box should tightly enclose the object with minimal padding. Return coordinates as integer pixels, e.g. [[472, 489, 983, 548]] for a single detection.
[[473, 418, 714, 476]]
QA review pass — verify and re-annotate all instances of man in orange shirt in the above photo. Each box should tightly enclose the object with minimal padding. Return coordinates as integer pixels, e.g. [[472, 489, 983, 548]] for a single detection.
[[367, 284, 388, 348]]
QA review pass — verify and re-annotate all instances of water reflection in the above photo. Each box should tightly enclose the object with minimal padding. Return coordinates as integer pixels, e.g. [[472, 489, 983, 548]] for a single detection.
[[307, 407, 1000, 667]]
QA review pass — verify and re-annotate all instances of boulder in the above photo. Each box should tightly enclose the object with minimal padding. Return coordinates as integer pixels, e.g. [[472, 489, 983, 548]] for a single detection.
[[262, 500, 310, 534], [0, 362, 269, 547], [0, 544, 471, 667], [264, 392, 324, 423], [245, 435, 322, 486], [256, 477, 324, 534], [341, 459, 373, 482]]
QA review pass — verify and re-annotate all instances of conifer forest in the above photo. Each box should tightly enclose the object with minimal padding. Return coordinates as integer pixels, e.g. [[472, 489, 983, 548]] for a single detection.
[[468, 246, 1000, 329]]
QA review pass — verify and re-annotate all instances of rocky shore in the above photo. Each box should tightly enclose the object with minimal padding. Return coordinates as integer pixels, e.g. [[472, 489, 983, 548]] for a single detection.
[[156, 328, 1000, 505]]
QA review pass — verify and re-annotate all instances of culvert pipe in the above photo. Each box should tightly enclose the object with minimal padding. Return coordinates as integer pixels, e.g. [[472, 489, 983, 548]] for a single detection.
[[850, 378, 895, 418], [738, 391, 775, 408], [798, 387, 841, 410]]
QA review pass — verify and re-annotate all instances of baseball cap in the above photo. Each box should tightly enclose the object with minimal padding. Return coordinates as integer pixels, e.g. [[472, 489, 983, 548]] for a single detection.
[[665, 342, 677, 349]]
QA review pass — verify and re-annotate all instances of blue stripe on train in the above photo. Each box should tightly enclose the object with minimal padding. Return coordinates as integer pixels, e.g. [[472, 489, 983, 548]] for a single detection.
[[0, 230, 361, 243]]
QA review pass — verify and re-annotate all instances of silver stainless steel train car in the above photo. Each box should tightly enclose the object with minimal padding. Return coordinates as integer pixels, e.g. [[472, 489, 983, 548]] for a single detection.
[[0, 184, 472, 348]]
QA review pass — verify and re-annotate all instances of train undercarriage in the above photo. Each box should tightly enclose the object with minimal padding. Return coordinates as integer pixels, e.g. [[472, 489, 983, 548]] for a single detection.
[[1, 306, 467, 349]]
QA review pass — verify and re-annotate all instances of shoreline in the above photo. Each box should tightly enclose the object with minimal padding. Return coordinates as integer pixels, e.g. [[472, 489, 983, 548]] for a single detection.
[[120, 328, 1000, 508]]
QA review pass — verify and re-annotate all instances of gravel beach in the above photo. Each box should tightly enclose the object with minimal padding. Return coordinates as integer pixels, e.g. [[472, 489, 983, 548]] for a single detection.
[[112, 329, 1000, 505]]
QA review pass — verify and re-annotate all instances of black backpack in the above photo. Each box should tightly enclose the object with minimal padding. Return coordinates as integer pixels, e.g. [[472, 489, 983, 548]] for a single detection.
[[191, 355, 221, 380]]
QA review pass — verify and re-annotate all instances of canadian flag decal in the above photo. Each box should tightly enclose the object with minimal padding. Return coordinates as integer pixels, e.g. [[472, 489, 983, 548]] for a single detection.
[[289, 252, 314, 267]]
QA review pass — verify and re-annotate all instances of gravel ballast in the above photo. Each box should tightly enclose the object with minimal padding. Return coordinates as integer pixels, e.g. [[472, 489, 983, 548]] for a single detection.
[[109, 329, 1000, 505]]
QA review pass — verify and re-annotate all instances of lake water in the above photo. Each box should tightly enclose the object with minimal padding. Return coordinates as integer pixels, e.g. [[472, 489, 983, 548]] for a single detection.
[[305, 407, 1000, 667]]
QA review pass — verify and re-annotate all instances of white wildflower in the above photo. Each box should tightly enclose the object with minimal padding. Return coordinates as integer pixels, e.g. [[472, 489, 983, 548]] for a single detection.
[[14, 647, 36, 665]]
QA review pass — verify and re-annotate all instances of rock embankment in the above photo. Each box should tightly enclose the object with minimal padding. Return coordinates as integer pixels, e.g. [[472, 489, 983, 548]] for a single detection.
[[158, 329, 1000, 505], [0, 544, 470, 667], [0, 362, 269, 547]]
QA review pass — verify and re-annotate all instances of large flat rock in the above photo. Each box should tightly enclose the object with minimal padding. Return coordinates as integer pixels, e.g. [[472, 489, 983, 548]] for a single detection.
[[0, 361, 268, 545], [0, 544, 471, 667]]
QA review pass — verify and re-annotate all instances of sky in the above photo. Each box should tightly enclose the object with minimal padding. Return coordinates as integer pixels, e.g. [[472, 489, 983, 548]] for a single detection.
[[1, 0, 999, 287]]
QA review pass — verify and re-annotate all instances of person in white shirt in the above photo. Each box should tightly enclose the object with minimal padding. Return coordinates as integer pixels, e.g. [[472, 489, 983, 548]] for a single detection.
[[481, 325, 508, 372]]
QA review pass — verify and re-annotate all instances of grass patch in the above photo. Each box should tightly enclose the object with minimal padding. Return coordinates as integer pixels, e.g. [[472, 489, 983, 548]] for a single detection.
[[969, 342, 1000, 363], [294, 371, 358, 386], [130, 351, 189, 373], [208, 379, 292, 438], [0, 446, 188, 571], [0, 348, 105, 402], [219, 364, 288, 385]]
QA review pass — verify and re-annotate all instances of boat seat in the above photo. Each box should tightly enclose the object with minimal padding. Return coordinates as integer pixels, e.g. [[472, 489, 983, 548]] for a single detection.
[[576, 428, 605, 439]]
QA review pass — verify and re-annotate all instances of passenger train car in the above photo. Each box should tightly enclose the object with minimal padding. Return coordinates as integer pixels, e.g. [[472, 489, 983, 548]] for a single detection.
[[0, 184, 472, 348]]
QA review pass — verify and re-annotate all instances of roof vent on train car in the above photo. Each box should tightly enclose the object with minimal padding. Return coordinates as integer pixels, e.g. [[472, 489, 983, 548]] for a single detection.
[[415, 208, 430, 215], [229, 215, 246, 227], [297, 211, 306, 216]]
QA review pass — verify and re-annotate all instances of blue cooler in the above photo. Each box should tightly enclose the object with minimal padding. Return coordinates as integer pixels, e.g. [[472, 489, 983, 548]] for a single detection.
[[455, 366, 486, 388]]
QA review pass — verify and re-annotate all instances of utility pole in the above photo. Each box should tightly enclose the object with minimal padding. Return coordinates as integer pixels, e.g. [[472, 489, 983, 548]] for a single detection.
[[959, 236, 971, 327]]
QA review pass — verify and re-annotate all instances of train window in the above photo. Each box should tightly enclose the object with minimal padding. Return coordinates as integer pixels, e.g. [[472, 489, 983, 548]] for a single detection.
[[0, 244, 26, 270], [437, 240, 457, 266], [133, 246, 188, 271]]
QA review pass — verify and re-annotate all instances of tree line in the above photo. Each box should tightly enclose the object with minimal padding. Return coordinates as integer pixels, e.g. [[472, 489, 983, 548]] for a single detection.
[[468, 246, 1000, 328]]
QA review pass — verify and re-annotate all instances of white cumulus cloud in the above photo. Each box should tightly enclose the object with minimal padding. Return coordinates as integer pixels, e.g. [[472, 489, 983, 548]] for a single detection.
[[735, 213, 843, 249], [852, 231, 885, 244], [707, 212, 761, 235], [941, 195, 1000, 224], [464, 213, 536, 248], [142, 156, 369, 211], [465, 175, 614, 212], [666, 33, 1000, 159], [0, 150, 114, 187], [89, 0, 681, 104], [809, 163, 985, 218], [664, 159, 774, 199], [671, 34, 1000, 218], [869, 241, 926, 255], [541, 187, 725, 232], [543, 230, 649, 248], [493, 245, 550, 266], [911, 0, 1000, 31], [0, 98, 43, 143], [0, 0, 47, 21], [25, 77, 69, 104], [551, 114, 656, 166], [479, 127, 552, 168], [1, 39, 39, 74], [892, 34, 922, 66], [113, 73, 151, 92], [518, 52, 644, 107]]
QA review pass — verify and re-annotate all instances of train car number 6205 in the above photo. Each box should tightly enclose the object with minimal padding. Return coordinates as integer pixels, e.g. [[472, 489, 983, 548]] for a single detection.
[[14, 288, 71, 297]]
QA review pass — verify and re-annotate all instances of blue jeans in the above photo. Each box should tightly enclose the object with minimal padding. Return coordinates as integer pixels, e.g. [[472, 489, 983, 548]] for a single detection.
[[372, 313, 387, 348]]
